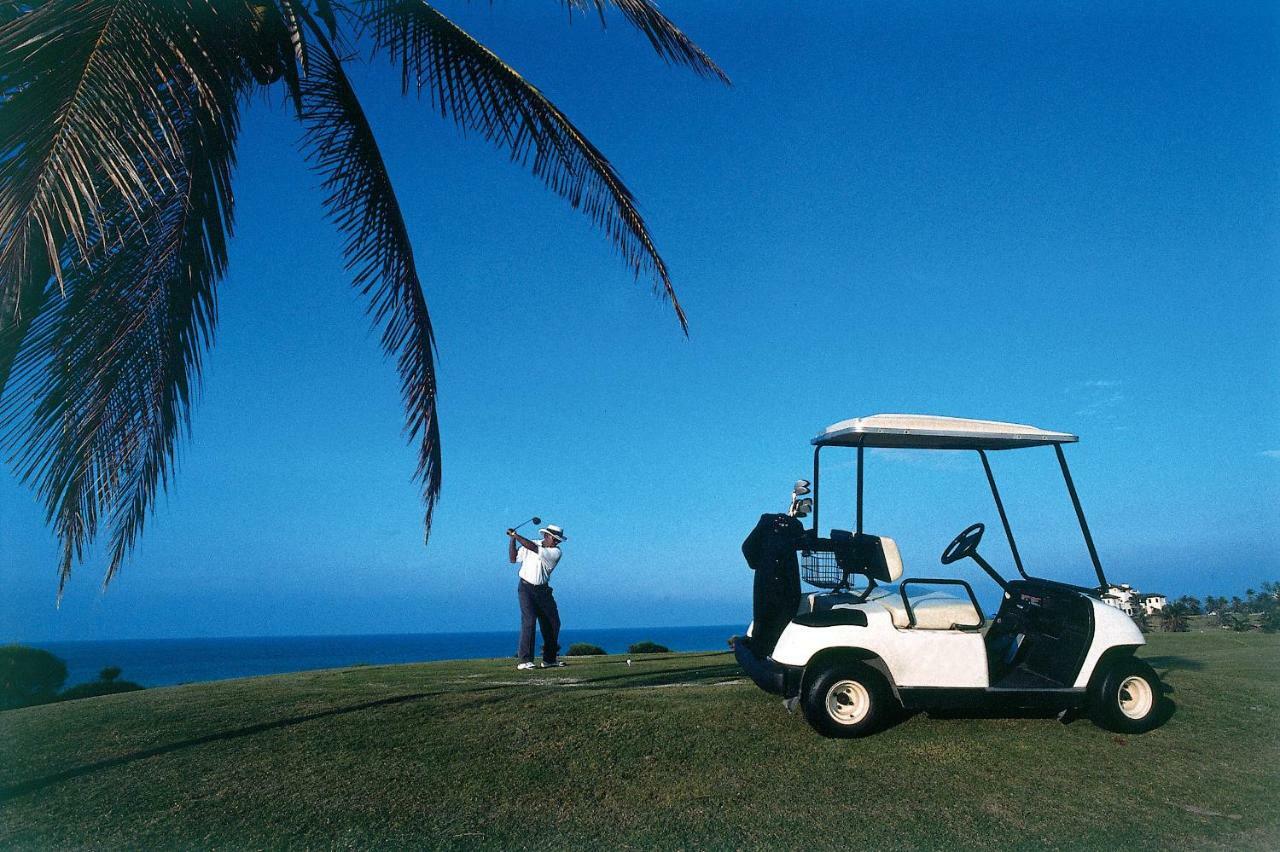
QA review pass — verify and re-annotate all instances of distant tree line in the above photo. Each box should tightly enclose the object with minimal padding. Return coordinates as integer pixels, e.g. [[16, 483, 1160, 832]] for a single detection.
[[1135, 581, 1280, 634], [1, 646, 143, 711]]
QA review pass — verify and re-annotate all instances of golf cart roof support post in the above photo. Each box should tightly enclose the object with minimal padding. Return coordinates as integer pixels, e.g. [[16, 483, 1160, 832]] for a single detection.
[[1054, 444, 1109, 590], [856, 444, 864, 535], [812, 444, 822, 533], [978, 449, 1028, 581]]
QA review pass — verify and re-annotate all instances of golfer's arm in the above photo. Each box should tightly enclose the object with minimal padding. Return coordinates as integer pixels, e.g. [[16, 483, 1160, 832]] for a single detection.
[[508, 533, 538, 563]]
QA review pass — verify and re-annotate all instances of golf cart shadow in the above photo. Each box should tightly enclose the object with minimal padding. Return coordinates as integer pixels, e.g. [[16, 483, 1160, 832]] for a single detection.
[[1142, 654, 1206, 674], [916, 692, 1177, 729]]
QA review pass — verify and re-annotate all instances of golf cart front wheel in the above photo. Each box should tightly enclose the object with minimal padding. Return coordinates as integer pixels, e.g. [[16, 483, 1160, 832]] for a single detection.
[[1089, 658, 1164, 734], [802, 661, 893, 738]]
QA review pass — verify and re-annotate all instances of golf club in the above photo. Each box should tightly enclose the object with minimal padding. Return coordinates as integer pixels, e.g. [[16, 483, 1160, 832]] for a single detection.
[[506, 515, 542, 536]]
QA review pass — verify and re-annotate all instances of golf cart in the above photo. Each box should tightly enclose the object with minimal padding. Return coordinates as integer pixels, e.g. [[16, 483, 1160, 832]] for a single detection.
[[732, 414, 1165, 738]]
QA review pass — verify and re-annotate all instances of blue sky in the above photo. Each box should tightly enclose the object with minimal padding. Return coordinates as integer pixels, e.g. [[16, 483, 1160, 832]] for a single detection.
[[3, 0, 1277, 640]]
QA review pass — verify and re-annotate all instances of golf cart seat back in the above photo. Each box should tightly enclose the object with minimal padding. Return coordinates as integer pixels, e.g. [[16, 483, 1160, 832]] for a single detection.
[[876, 591, 983, 630], [799, 532, 905, 589]]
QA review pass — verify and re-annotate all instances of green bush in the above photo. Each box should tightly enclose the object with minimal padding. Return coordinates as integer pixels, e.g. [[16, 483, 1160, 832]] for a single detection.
[[59, 680, 144, 702], [0, 645, 68, 710], [99, 666, 123, 683], [566, 643, 606, 656], [628, 641, 670, 654]]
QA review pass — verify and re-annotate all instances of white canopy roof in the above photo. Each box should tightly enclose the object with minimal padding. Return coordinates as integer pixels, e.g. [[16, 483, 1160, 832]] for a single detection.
[[813, 414, 1078, 450]]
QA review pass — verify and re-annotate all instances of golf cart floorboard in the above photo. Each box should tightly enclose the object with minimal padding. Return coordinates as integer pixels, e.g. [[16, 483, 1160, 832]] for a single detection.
[[989, 664, 1064, 691]]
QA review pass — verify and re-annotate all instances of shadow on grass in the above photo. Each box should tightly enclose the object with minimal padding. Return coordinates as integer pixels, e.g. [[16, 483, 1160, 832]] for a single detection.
[[1144, 654, 1206, 673], [2, 656, 745, 802], [576, 663, 744, 691], [0, 690, 467, 802], [923, 695, 1179, 730]]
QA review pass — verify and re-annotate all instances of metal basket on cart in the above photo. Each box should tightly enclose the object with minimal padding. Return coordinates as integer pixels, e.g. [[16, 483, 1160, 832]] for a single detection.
[[799, 536, 854, 589]]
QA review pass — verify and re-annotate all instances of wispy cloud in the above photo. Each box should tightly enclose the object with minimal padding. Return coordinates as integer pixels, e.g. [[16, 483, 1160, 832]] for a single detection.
[[1262, 450, 1280, 460], [1067, 379, 1125, 421]]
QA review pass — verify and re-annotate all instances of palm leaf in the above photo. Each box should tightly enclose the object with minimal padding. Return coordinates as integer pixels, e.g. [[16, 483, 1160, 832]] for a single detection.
[[560, 0, 729, 83], [362, 0, 688, 331], [0, 0, 248, 592], [0, 0, 213, 303], [297, 17, 443, 536]]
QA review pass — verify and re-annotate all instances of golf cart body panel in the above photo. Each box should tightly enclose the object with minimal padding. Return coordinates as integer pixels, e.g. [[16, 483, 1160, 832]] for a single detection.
[[772, 611, 989, 688], [1074, 597, 1145, 688], [734, 413, 1163, 737]]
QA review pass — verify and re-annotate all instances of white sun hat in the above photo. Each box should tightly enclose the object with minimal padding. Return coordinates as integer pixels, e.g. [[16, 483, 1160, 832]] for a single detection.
[[539, 524, 567, 542]]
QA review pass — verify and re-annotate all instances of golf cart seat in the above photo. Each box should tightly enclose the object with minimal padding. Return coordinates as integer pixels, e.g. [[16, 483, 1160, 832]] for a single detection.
[[876, 589, 983, 630]]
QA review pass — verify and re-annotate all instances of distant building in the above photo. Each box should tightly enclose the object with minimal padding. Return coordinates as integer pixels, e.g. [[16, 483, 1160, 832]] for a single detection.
[[1140, 594, 1167, 616], [1101, 584, 1167, 619], [1103, 584, 1137, 616]]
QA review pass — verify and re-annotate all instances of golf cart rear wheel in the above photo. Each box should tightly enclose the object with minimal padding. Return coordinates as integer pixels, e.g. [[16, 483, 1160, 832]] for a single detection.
[[802, 661, 892, 738], [1089, 658, 1163, 734]]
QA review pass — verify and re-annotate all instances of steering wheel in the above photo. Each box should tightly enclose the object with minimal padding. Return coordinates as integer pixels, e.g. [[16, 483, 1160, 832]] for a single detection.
[[941, 522, 985, 565]]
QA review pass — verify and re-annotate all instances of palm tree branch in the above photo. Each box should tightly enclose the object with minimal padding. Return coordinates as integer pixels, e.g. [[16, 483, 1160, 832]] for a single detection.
[[362, 0, 687, 331], [559, 0, 729, 83], [297, 14, 443, 535], [0, 0, 247, 592]]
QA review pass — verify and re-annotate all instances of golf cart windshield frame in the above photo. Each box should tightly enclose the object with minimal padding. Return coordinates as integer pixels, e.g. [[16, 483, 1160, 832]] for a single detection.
[[809, 439, 1109, 592]]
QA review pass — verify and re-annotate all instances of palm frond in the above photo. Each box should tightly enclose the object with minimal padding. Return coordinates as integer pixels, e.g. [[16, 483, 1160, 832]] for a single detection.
[[0, 0, 248, 592], [298, 17, 442, 537], [0, 0, 211, 303], [362, 0, 688, 331], [560, 0, 729, 84]]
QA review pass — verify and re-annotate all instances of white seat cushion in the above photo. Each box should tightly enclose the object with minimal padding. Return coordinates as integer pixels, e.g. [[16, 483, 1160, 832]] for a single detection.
[[878, 589, 981, 629]]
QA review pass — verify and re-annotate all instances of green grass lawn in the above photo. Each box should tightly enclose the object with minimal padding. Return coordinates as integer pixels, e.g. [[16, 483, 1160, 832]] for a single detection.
[[2, 632, 1277, 849]]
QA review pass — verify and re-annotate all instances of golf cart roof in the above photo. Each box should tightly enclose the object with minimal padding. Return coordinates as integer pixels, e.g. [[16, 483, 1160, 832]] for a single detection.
[[812, 414, 1078, 450]]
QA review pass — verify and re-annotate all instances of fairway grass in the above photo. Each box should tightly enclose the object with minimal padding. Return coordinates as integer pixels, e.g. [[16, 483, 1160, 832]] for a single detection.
[[2, 633, 1277, 849]]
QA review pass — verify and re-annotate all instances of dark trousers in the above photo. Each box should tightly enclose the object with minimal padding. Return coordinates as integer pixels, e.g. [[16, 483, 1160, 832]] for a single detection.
[[518, 579, 561, 663]]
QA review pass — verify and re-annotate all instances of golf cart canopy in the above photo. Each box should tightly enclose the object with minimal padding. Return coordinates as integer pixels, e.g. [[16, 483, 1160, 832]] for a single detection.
[[807, 413, 1108, 591], [813, 414, 1078, 451]]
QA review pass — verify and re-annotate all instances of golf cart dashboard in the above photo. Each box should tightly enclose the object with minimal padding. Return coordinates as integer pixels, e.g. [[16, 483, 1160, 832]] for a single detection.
[[990, 580, 1095, 686]]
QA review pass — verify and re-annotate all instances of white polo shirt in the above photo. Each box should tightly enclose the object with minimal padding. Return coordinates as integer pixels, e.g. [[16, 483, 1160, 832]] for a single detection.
[[517, 544, 562, 586]]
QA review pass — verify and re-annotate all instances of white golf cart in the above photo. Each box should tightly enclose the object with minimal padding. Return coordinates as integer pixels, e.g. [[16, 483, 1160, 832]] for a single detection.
[[732, 414, 1166, 738]]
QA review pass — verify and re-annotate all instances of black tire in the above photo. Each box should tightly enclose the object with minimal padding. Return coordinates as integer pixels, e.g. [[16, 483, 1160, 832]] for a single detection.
[[801, 661, 894, 738], [1089, 657, 1164, 734]]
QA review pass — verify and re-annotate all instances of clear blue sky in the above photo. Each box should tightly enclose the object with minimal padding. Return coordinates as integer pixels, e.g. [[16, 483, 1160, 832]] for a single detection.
[[3, 0, 1277, 640]]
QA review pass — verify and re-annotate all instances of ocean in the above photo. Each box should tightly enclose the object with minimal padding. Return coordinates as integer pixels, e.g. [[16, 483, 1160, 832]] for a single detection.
[[34, 625, 742, 689]]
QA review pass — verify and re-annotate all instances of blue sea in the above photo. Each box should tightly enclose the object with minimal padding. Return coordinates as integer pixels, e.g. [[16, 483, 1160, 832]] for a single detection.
[[34, 625, 741, 689]]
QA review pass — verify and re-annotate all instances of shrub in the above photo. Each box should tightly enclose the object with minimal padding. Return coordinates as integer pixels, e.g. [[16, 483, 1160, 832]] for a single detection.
[[99, 666, 123, 683], [0, 645, 68, 710], [59, 680, 144, 702], [628, 641, 670, 654], [566, 643, 606, 656], [1261, 610, 1280, 634], [1225, 612, 1254, 632]]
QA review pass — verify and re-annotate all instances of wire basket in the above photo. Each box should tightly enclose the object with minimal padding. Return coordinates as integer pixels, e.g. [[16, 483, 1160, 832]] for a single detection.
[[800, 547, 845, 589]]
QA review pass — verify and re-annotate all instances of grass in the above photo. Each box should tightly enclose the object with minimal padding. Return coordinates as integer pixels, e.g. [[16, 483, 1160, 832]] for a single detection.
[[2, 633, 1277, 850]]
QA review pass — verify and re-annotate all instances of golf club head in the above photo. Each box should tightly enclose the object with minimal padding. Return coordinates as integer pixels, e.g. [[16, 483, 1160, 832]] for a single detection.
[[531, 516, 542, 526], [792, 479, 811, 497]]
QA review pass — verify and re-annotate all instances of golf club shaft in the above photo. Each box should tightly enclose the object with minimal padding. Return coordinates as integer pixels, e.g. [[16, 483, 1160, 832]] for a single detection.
[[508, 516, 541, 536]]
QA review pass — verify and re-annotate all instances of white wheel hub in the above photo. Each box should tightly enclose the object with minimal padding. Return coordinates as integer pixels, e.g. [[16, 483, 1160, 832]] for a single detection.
[[1117, 675, 1154, 720], [825, 679, 871, 725]]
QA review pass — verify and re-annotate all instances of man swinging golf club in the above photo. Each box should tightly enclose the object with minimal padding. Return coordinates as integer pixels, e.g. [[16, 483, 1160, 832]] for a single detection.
[[507, 521, 568, 670]]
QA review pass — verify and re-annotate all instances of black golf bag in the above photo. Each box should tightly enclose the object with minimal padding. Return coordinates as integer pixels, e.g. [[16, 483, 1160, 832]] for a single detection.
[[741, 513, 804, 657]]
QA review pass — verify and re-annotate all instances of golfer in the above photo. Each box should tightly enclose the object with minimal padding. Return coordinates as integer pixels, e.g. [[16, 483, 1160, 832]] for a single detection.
[[507, 523, 568, 670]]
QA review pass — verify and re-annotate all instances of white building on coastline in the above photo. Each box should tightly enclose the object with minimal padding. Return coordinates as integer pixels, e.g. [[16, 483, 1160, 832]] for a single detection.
[[1102, 584, 1167, 617]]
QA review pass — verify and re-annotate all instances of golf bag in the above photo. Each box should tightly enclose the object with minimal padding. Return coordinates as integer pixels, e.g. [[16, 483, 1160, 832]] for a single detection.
[[741, 513, 804, 656]]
